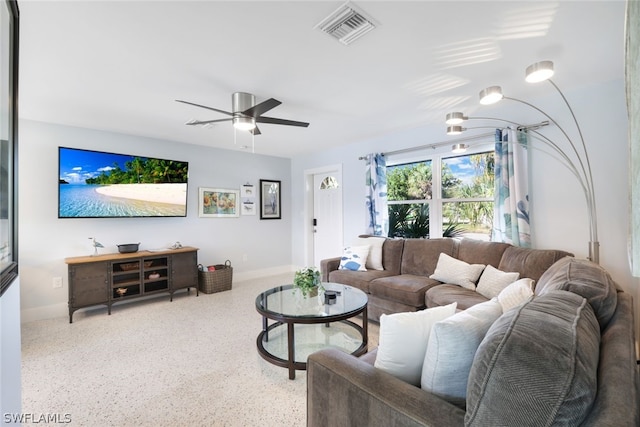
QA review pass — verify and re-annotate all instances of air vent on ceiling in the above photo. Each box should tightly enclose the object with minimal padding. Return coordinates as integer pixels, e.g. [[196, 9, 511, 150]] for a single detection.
[[315, 2, 377, 46]]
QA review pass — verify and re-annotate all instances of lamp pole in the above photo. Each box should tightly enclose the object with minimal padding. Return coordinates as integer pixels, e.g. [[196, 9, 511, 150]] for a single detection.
[[445, 61, 599, 263]]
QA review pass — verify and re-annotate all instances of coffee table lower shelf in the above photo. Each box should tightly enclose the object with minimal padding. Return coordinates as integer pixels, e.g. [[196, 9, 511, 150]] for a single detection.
[[256, 319, 367, 380]]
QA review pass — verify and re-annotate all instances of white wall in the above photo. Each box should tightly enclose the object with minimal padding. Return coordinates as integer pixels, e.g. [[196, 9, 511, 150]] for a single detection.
[[0, 279, 21, 418], [19, 120, 293, 322], [291, 78, 640, 340]]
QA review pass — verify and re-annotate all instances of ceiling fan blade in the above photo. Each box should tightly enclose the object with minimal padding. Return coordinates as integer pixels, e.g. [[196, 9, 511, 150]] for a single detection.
[[175, 100, 233, 116], [186, 118, 232, 126], [242, 98, 282, 117], [255, 116, 310, 127], [250, 126, 262, 136]]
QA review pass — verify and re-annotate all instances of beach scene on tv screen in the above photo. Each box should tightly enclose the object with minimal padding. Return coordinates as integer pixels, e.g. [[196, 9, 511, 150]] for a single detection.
[[58, 147, 188, 218]]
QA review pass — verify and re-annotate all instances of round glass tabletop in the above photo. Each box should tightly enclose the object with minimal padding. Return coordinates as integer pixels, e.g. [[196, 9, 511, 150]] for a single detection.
[[255, 282, 368, 320]]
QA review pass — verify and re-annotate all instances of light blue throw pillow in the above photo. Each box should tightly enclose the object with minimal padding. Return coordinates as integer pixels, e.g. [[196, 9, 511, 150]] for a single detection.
[[338, 245, 370, 271]]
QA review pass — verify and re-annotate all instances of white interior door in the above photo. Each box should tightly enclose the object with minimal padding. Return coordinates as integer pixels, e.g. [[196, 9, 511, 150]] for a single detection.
[[313, 172, 343, 268]]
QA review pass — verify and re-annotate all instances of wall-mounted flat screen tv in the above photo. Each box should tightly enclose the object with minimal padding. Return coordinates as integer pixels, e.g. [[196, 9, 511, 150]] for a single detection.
[[58, 147, 189, 218]]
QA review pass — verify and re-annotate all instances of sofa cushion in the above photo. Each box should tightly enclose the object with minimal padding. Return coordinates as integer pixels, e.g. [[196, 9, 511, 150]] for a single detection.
[[374, 303, 457, 386], [425, 284, 489, 310], [498, 246, 574, 282], [476, 264, 520, 299], [496, 278, 534, 312], [353, 236, 386, 270], [430, 253, 485, 290], [338, 245, 370, 271], [456, 238, 511, 268], [536, 257, 618, 329], [369, 274, 442, 308], [400, 238, 457, 276], [466, 290, 600, 427], [421, 299, 503, 407], [327, 269, 396, 294]]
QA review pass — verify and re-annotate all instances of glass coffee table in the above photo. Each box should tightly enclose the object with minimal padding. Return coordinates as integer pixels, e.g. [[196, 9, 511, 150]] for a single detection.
[[255, 282, 368, 379]]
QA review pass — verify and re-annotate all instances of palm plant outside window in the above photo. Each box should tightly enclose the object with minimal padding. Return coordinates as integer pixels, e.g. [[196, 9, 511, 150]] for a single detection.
[[387, 150, 495, 240]]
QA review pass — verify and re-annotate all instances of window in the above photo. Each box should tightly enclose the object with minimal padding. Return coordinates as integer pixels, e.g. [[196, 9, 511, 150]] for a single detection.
[[387, 148, 494, 240], [0, 0, 18, 297]]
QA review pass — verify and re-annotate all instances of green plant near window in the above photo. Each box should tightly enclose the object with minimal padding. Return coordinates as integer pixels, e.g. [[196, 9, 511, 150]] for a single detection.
[[293, 267, 322, 297]]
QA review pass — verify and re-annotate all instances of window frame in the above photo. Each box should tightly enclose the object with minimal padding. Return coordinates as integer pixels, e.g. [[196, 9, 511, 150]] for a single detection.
[[386, 142, 494, 239]]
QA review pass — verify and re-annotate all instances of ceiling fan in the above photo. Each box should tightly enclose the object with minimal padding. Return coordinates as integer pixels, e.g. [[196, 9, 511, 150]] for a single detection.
[[176, 92, 310, 135]]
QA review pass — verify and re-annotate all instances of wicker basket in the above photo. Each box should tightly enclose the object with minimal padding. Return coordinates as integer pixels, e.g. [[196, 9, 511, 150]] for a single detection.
[[198, 260, 232, 294]]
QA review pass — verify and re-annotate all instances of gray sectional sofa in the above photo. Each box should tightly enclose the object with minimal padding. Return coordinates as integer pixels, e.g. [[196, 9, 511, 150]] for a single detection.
[[321, 237, 572, 321], [310, 249, 639, 426]]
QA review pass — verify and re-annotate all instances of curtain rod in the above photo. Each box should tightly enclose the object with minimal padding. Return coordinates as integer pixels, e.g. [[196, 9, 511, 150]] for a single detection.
[[358, 121, 548, 160]]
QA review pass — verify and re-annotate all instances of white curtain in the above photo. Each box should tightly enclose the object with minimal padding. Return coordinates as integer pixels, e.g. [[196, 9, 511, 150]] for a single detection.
[[492, 128, 531, 247], [626, 0, 640, 276], [365, 153, 388, 236]]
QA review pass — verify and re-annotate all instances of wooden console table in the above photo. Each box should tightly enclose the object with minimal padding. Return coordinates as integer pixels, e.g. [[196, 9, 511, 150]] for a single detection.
[[65, 246, 198, 323]]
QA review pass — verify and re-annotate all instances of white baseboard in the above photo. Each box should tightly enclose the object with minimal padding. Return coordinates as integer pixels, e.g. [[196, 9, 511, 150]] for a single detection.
[[20, 265, 297, 323]]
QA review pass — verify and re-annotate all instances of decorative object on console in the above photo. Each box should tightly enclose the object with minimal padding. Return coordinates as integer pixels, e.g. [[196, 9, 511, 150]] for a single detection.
[[199, 188, 239, 218], [444, 60, 599, 263], [117, 243, 140, 254], [89, 237, 104, 256], [293, 266, 322, 298]]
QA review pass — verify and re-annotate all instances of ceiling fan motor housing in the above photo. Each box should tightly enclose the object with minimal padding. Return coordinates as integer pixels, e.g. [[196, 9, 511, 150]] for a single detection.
[[232, 92, 256, 130], [232, 92, 255, 114]]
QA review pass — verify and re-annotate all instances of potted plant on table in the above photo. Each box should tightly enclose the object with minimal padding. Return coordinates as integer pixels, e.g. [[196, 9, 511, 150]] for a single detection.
[[293, 267, 322, 297]]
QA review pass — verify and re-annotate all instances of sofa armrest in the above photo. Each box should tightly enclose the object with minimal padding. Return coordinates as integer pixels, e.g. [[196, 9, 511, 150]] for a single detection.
[[307, 348, 465, 427], [320, 257, 341, 282]]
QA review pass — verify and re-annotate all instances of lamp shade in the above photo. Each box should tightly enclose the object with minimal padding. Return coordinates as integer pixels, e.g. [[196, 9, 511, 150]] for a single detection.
[[525, 60, 554, 83], [446, 126, 464, 135], [451, 143, 468, 153], [479, 86, 503, 105], [445, 112, 467, 125]]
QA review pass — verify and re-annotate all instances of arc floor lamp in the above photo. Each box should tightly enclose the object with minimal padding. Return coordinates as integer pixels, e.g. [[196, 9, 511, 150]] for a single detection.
[[445, 61, 599, 264]]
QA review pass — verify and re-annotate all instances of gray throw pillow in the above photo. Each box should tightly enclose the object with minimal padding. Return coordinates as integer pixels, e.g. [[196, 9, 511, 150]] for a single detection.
[[466, 290, 600, 427], [535, 256, 618, 329]]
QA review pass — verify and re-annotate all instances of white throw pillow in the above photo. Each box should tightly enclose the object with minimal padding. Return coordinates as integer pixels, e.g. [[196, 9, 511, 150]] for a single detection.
[[421, 299, 503, 406], [352, 236, 385, 270], [429, 253, 485, 290], [497, 278, 535, 312], [476, 265, 520, 299], [374, 303, 457, 386], [338, 245, 370, 271]]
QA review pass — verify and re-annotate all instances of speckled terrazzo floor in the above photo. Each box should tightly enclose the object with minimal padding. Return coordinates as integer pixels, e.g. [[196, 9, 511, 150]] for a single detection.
[[20, 273, 379, 427]]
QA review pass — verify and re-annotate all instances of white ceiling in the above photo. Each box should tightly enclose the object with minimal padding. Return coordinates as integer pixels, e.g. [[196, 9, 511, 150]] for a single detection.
[[18, 1, 626, 158]]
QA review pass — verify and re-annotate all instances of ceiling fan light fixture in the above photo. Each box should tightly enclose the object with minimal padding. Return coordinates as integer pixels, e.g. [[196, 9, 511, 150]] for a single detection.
[[233, 116, 256, 131], [525, 60, 554, 83], [445, 112, 467, 125], [479, 86, 503, 105]]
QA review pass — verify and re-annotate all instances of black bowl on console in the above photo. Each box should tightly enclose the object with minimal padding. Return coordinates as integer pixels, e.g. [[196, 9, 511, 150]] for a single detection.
[[117, 243, 140, 253]]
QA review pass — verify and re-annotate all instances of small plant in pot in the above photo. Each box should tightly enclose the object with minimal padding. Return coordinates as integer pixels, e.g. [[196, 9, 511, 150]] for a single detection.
[[293, 267, 322, 297]]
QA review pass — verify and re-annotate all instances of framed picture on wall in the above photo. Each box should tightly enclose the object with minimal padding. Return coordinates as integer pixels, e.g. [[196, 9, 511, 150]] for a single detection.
[[259, 179, 281, 220], [198, 188, 239, 218]]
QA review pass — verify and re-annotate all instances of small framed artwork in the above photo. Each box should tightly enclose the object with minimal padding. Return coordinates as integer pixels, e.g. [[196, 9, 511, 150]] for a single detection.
[[260, 179, 281, 220], [199, 188, 239, 218], [240, 184, 255, 198], [242, 201, 256, 216]]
